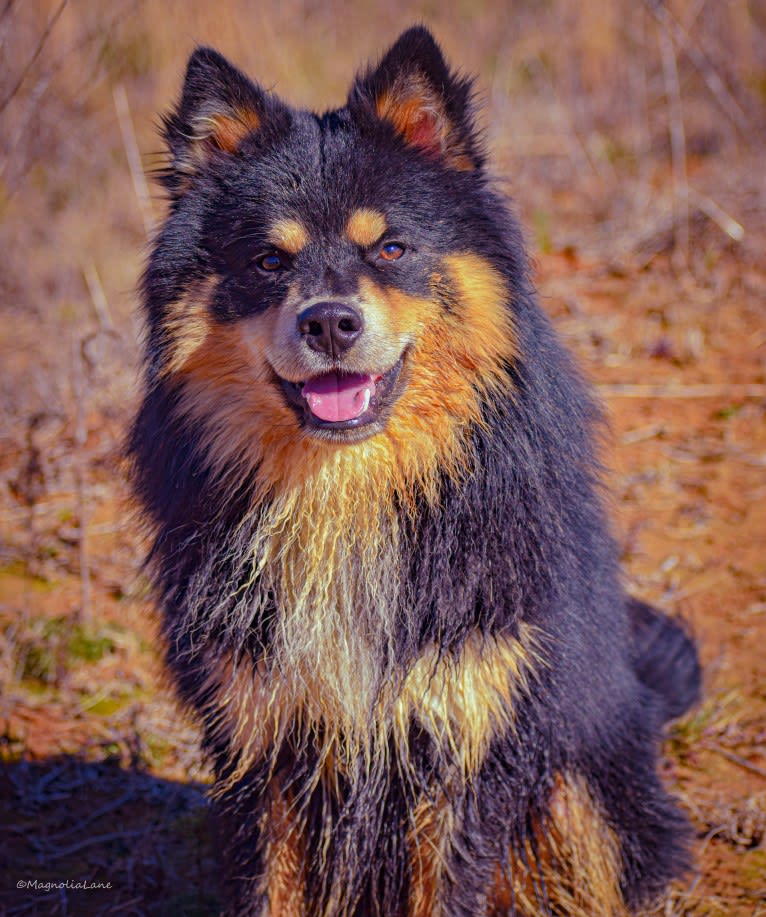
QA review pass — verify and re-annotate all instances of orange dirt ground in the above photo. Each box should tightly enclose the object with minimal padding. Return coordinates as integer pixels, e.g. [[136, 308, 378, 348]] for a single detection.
[[1, 3, 765, 915]]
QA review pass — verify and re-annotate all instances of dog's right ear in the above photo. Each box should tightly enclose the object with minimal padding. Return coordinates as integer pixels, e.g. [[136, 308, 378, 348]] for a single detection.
[[161, 47, 288, 197]]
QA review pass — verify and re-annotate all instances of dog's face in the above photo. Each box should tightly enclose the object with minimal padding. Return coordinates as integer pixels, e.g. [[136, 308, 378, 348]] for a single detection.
[[148, 28, 516, 481]]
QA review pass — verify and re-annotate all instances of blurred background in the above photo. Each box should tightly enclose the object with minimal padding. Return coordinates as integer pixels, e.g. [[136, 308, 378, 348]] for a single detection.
[[1, 1, 765, 914]]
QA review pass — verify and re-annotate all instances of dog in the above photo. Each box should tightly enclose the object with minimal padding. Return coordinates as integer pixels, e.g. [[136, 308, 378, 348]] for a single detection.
[[129, 26, 700, 916]]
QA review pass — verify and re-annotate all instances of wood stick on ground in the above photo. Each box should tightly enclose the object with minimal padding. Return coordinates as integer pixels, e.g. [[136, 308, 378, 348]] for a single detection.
[[701, 741, 766, 781], [45, 790, 137, 844], [46, 828, 145, 861], [598, 383, 766, 399]]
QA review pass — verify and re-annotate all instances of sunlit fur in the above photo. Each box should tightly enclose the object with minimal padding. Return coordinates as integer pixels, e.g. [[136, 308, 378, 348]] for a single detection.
[[159, 278, 215, 376], [411, 776, 626, 917], [345, 208, 388, 248], [376, 76, 475, 170], [268, 218, 310, 255], [162, 251, 518, 778], [489, 777, 626, 917], [200, 624, 541, 793], [131, 27, 700, 917], [175, 107, 261, 180], [202, 633, 543, 915], [168, 251, 515, 502], [261, 785, 306, 917]]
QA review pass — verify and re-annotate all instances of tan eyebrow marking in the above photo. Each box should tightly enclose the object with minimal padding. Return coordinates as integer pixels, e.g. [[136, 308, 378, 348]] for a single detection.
[[346, 208, 387, 248], [268, 218, 310, 255]]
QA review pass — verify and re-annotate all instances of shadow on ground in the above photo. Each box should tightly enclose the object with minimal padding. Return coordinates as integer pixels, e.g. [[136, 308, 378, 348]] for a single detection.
[[0, 755, 221, 916]]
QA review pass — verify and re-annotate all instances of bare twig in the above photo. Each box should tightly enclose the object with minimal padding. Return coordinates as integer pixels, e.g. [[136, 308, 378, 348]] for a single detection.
[[46, 828, 145, 860], [524, 57, 603, 180], [0, 71, 51, 181], [646, 0, 750, 136], [0, 2, 142, 198], [0, 0, 19, 55], [0, 0, 68, 116], [113, 83, 154, 239], [83, 261, 115, 330], [658, 21, 688, 270], [621, 423, 665, 444], [71, 336, 92, 625], [688, 187, 745, 242], [45, 789, 137, 843]]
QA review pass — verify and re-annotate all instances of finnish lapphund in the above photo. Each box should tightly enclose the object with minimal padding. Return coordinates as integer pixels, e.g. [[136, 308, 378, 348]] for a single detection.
[[129, 26, 700, 917]]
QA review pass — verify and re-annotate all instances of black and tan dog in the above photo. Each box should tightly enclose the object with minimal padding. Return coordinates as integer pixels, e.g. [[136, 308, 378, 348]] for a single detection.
[[129, 27, 700, 916]]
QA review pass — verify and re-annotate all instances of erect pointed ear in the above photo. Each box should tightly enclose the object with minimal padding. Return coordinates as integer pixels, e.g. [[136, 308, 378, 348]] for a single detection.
[[348, 26, 483, 171], [161, 47, 288, 196]]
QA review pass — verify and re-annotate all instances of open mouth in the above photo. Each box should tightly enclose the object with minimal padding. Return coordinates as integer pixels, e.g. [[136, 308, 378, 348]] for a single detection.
[[276, 354, 407, 441]]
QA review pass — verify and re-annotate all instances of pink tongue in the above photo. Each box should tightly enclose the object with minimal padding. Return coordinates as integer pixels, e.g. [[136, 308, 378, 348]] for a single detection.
[[302, 372, 376, 423]]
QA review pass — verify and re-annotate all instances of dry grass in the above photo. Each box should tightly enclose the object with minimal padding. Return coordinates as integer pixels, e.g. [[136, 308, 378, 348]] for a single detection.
[[1, 1, 765, 914]]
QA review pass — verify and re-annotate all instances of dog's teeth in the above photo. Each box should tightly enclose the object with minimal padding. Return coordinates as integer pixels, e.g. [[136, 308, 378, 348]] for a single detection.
[[361, 387, 371, 413]]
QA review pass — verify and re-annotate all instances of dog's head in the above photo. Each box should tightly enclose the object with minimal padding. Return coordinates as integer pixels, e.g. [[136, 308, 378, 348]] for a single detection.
[[146, 27, 518, 488]]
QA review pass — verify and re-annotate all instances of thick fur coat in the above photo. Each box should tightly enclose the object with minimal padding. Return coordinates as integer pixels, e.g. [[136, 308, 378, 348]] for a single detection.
[[129, 27, 700, 917]]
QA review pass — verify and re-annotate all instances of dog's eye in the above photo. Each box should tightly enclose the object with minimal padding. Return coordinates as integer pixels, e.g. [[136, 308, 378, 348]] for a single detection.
[[256, 252, 286, 273], [378, 242, 405, 262]]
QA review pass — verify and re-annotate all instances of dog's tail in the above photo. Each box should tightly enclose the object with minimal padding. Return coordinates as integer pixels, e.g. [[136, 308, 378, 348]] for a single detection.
[[628, 597, 701, 722]]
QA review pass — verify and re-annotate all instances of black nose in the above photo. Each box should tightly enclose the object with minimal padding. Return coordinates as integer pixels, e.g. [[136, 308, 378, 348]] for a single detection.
[[297, 302, 363, 358]]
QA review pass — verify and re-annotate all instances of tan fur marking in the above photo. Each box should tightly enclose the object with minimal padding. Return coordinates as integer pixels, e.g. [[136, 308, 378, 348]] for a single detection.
[[203, 628, 544, 913], [170, 252, 516, 503], [196, 458, 404, 784], [439, 252, 518, 377], [205, 626, 540, 799], [268, 218, 310, 255], [345, 208, 387, 248], [166, 253, 519, 784], [355, 253, 516, 495], [262, 787, 306, 917], [376, 79, 445, 155], [171, 319, 298, 487], [172, 108, 262, 189], [202, 655, 293, 786], [192, 107, 260, 155], [408, 790, 455, 917], [490, 776, 627, 917], [396, 626, 541, 777], [406, 628, 541, 915], [375, 77, 474, 170], [161, 278, 215, 375]]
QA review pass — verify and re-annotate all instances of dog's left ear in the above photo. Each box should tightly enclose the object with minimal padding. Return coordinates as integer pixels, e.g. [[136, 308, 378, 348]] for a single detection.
[[348, 26, 483, 171]]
